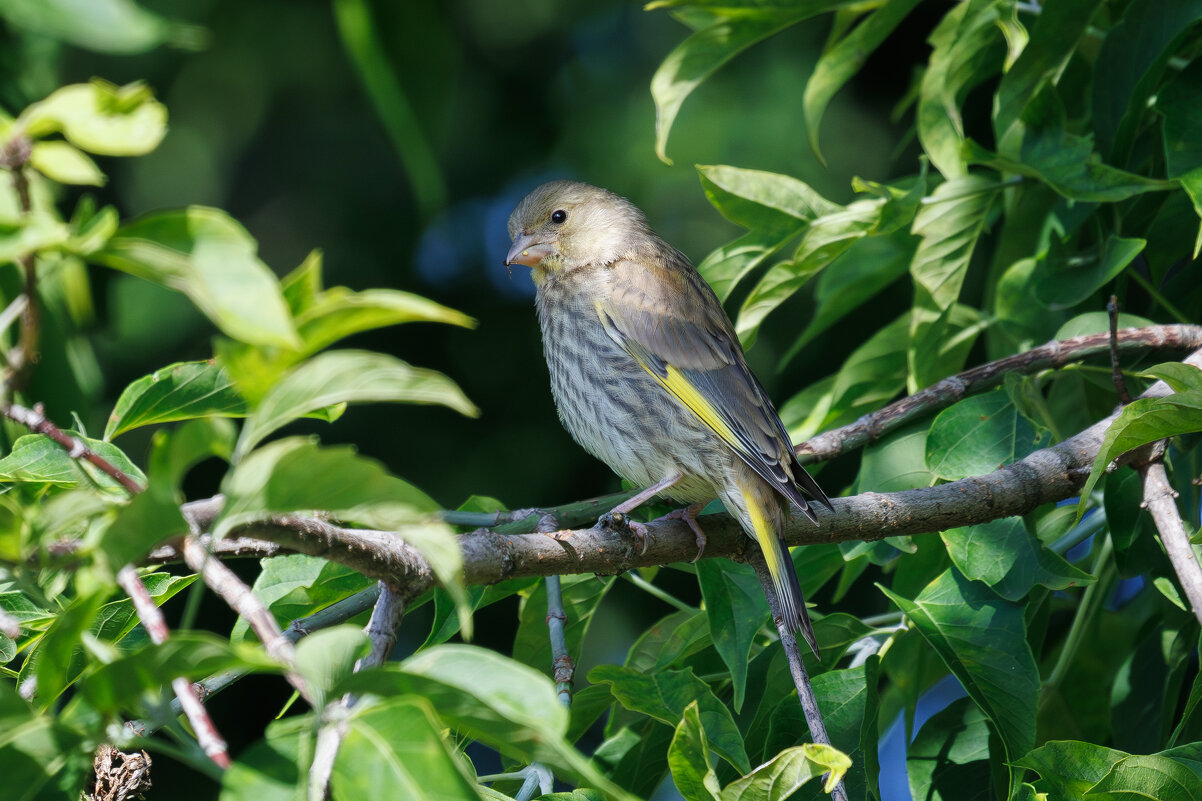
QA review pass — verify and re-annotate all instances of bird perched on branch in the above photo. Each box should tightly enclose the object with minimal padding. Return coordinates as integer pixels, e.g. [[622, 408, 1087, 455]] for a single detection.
[[505, 180, 833, 656]]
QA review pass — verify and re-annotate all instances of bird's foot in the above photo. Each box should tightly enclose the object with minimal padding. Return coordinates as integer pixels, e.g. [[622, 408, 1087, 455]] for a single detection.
[[656, 501, 708, 562], [598, 511, 651, 555]]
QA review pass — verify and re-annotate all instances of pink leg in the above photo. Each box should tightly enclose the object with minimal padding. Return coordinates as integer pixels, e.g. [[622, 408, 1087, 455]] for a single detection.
[[658, 500, 709, 562], [598, 473, 683, 554]]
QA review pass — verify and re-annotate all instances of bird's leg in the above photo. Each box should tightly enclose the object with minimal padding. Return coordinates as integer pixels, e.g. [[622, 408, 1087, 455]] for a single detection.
[[656, 501, 709, 562], [597, 472, 683, 554]]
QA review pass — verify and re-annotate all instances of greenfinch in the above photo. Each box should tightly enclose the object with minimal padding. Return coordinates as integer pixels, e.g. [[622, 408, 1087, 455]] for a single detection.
[[506, 181, 833, 655]]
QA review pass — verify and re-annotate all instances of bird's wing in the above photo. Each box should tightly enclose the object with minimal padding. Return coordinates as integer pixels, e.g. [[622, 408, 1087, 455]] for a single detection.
[[594, 254, 831, 519]]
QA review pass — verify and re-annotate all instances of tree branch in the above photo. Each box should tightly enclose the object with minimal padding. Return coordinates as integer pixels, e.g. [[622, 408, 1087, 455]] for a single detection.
[[796, 325, 1202, 464]]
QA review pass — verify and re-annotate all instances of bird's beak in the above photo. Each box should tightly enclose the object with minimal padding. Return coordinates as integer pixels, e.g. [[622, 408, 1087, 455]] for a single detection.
[[505, 232, 555, 267]]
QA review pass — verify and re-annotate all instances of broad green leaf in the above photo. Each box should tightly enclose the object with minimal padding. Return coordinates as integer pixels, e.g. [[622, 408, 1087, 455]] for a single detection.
[[0, 681, 91, 801], [993, 0, 1105, 141], [925, 390, 1048, 480], [1015, 741, 1128, 798], [652, 8, 851, 163], [1087, 754, 1202, 800], [907, 697, 991, 801], [93, 206, 299, 348], [1092, 0, 1202, 164], [147, 417, 237, 491], [881, 569, 1038, 779], [1076, 389, 1202, 519], [698, 226, 804, 303], [963, 136, 1175, 203], [858, 421, 932, 494], [30, 591, 104, 708], [600, 720, 674, 797], [917, 0, 1004, 178], [297, 286, 474, 354], [1033, 236, 1145, 310], [624, 609, 712, 674], [0, 431, 145, 494], [80, 632, 280, 713], [776, 226, 916, 365], [1054, 312, 1156, 341], [0, 0, 202, 54], [235, 350, 477, 459], [1142, 363, 1202, 393], [331, 696, 481, 801], [19, 80, 167, 155], [512, 575, 614, 678], [697, 560, 767, 712], [86, 479, 188, 581], [28, 141, 104, 186], [295, 626, 370, 710], [343, 645, 637, 801], [804, 0, 923, 163], [908, 175, 998, 391], [720, 743, 851, 800], [219, 716, 308, 801], [698, 165, 838, 227], [669, 701, 721, 801], [229, 554, 373, 646], [590, 664, 750, 773], [106, 360, 247, 439], [941, 517, 1094, 601], [1158, 59, 1202, 179]]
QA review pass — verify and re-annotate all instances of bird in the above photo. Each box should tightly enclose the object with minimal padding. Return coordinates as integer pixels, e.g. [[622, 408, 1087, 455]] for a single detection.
[[505, 180, 834, 656]]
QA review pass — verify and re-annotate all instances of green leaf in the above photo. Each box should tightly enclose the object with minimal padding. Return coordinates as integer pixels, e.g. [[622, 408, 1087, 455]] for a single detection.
[[590, 664, 750, 773], [235, 350, 477, 459], [699, 164, 838, 228], [295, 626, 370, 710], [0, 681, 91, 801], [512, 575, 614, 678], [30, 591, 104, 708], [669, 701, 721, 801], [963, 134, 1175, 203], [147, 417, 237, 491], [696, 560, 767, 712], [220, 716, 308, 801], [106, 360, 247, 439], [993, 0, 1105, 141], [908, 175, 998, 391], [1076, 389, 1202, 519], [917, 0, 1005, 178], [624, 609, 712, 674], [1087, 754, 1202, 800], [652, 8, 850, 163], [907, 697, 991, 801], [93, 206, 300, 349], [80, 632, 280, 713], [86, 480, 188, 581], [1157, 58, 1202, 179], [858, 421, 932, 494], [331, 696, 482, 801], [720, 743, 851, 800], [941, 517, 1095, 602], [215, 439, 468, 632], [19, 80, 167, 155], [776, 226, 916, 365], [0, 0, 203, 54], [880, 569, 1038, 782], [1032, 235, 1145, 310], [28, 141, 105, 186], [1093, 0, 1202, 164], [229, 554, 373, 646], [925, 390, 1048, 480], [344, 645, 637, 801], [804, 0, 923, 163], [0, 431, 145, 494], [1016, 740, 1128, 798], [1141, 363, 1202, 393]]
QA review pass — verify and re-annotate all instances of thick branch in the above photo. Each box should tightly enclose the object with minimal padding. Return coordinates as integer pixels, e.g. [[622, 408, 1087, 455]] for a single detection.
[[175, 348, 1202, 592], [797, 325, 1202, 464]]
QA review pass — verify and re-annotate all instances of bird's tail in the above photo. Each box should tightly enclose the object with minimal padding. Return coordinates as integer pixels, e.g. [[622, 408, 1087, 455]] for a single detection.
[[741, 482, 820, 659]]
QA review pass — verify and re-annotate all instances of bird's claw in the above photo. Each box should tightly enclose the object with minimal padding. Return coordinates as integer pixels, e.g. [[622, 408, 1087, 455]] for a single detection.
[[598, 511, 651, 555]]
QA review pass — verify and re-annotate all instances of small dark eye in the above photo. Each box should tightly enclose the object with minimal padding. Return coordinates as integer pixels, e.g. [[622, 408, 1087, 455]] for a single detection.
[[550, 209, 567, 224]]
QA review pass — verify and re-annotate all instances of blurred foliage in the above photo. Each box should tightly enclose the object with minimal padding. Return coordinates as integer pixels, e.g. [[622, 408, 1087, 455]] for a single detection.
[[1, 0, 1202, 800]]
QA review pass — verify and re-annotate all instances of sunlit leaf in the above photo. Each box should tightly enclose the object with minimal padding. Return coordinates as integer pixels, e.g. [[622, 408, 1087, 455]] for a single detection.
[[28, 141, 104, 186], [696, 560, 766, 712], [0, 432, 145, 494], [106, 360, 247, 440], [20, 80, 167, 155], [941, 517, 1094, 601], [668, 701, 721, 801], [0, 0, 204, 54]]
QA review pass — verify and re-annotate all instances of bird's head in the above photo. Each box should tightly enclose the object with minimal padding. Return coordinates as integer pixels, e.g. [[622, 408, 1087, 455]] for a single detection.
[[505, 180, 651, 279]]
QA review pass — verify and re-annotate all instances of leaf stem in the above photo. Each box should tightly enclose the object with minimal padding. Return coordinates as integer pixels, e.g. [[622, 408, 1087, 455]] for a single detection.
[[622, 572, 697, 613]]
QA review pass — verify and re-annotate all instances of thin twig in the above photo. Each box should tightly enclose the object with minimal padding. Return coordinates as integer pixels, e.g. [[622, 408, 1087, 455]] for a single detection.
[[538, 512, 574, 708], [1107, 297, 1133, 404], [749, 552, 847, 801], [0, 134, 41, 392], [1142, 461, 1202, 626], [796, 325, 1202, 463], [115, 566, 231, 768], [179, 536, 314, 706], [1, 402, 143, 493]]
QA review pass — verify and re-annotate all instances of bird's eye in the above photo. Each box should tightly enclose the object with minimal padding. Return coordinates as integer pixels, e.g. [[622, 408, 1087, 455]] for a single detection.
[[550, 209, 567, 224]]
